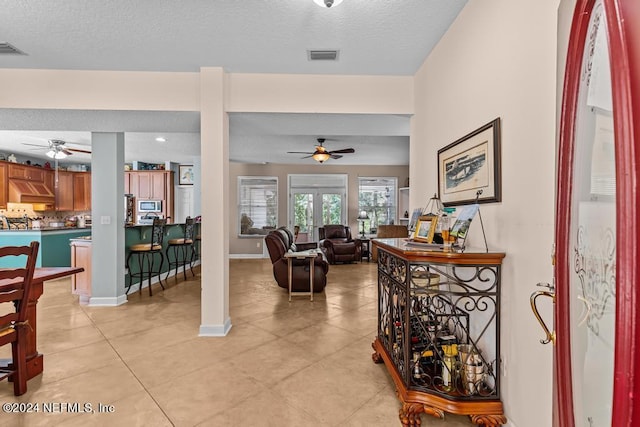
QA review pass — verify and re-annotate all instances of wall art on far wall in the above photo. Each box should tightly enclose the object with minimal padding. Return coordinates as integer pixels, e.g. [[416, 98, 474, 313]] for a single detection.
[[179, 164, 194, 185], [437, 117, 501, 206]]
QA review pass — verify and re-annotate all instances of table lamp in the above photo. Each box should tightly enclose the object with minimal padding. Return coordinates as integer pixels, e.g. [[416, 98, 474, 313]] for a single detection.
[[357, 211, 369, 238]]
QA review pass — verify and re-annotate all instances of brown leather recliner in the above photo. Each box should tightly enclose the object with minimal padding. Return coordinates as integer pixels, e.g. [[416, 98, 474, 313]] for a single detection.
[[264, 227, 329, 293], [319, 225, 362, 264]]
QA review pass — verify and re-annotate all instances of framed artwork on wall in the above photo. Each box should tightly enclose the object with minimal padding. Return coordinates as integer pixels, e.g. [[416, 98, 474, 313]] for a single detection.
[[437, 118, 501, 206], [179, 164, 194, 185]]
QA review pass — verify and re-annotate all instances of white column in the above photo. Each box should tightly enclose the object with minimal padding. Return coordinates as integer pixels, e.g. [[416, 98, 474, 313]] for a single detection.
[[89, 132, 127, 306], [199, 67, 231, 336]]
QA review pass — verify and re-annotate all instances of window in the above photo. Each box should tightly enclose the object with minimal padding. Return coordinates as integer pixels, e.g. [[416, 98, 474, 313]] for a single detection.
[[358, 177, 397, 234], [238, 176, 278, 236]]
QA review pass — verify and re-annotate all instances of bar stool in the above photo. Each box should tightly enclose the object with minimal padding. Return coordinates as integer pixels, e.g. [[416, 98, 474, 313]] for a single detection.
[[126, 218, 166, 296], [165, 217, 196, 282]]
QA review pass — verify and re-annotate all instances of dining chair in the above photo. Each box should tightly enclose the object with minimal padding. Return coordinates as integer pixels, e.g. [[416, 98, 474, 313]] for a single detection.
[[0, 241, 39, 396]]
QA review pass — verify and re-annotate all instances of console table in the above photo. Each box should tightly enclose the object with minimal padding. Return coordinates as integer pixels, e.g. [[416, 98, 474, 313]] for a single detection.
[[371, 238, 506, 426]]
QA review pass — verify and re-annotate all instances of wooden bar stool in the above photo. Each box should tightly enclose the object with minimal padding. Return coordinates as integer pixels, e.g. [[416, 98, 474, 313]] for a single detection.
[[126, 218, 166, 296], [165, 217, 196, 282]]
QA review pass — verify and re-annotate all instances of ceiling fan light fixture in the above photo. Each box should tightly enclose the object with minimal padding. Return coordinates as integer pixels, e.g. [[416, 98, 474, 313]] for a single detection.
[[312, 152, 331, 163], [313, 0, 344, 8], [46, 149, 67, 159]]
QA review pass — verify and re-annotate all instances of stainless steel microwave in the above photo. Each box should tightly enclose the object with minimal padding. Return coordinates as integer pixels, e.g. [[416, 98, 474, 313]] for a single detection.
[[137, 200, 162, 213]]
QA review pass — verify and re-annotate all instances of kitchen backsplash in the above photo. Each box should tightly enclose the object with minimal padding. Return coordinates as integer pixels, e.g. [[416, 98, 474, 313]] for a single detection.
[[0, 202, 90, 227]]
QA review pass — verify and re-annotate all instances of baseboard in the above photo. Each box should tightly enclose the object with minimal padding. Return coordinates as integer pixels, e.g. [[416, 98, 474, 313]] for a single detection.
[[229, 254, 267, 259], [88, 294, 128, 307], [199, 317, 233, 336]]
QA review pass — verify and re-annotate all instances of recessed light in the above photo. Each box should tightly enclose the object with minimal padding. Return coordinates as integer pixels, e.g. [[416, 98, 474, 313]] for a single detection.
[[155, 137, 166, 142]]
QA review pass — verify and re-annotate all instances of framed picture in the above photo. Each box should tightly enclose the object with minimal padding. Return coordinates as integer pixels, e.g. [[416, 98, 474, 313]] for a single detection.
[[412, 215, 438, 243], [408, 208, 423, 233], [179, 164, 194, 185], [438, 118, 501, 206]]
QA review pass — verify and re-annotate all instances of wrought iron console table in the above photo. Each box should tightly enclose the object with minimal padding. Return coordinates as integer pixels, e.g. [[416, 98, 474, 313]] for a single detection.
[[371, 238, 506, 426]]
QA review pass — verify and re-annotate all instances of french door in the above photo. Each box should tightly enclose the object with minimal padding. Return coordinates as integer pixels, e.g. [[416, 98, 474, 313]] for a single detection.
[[553, 0, 640, 425], [290, 188, 346, 242]]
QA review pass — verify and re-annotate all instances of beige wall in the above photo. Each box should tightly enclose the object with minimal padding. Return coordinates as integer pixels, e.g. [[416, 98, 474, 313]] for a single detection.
[[227, 73, 413, 114], [229, 162, 409, 256], [411, 1, 560, 426], [0, 69, 200, 111]]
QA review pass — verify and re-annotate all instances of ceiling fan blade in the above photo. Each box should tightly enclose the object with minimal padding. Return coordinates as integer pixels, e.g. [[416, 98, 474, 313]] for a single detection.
[[300, 154, 314, 159], [68, 148, 91, 154], [21, 142, 48, 147], [61, 148, 73, 156], [287, 151, 314, 154], [328, 148, 355, 154], [330, 154, 343, 159]]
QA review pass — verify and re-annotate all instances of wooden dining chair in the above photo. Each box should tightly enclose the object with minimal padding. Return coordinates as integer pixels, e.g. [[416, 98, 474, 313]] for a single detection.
[[0, 241, 39, 396]]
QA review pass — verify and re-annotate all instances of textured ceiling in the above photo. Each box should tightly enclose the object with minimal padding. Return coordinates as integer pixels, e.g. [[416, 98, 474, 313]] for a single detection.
[[0, 0, 468, 165]]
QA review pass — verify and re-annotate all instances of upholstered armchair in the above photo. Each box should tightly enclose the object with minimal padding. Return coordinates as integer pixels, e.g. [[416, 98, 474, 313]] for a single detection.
[[319, 225, 362, 264], [264, 227, 329, 293]]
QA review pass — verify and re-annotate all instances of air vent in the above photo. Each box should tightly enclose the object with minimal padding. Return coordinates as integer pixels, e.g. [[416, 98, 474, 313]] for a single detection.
[[0, 42, 26, 55], [308, 50, 339, 61]]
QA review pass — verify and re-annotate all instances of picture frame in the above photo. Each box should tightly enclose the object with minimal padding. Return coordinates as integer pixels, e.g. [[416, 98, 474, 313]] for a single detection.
[[179, 164, 194, 185], [408, 208, 423, 233], [437, 118, 501, 206], [412, 215, 438, 243]]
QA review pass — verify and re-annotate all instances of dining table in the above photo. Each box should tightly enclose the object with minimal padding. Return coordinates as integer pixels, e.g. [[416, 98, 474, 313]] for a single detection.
[[0, 266, 84, 380]]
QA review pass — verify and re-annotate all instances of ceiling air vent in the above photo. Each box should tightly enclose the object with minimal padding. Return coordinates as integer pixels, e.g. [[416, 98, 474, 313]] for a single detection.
[[308, 50, 339, 61], [0, 42, 26, 55]]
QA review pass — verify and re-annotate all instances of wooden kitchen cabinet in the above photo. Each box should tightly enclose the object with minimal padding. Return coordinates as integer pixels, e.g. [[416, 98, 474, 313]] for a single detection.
[[0, 162, 7, 209], [125, 170, 174, 221], [55, 171, 74, 211], [127, 171, 169, 200], [73, 172, 91, 211], [8, 164, 45, 181]]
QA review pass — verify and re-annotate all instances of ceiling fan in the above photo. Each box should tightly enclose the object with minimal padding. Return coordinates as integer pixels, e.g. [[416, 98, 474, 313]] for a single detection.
[[21, 139, 92, 187], [22, 139, 92, 159], [287, 138, 355, 163]]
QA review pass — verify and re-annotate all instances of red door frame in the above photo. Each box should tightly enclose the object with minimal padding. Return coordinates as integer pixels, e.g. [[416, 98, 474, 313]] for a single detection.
[[556, 0, 640, 425]]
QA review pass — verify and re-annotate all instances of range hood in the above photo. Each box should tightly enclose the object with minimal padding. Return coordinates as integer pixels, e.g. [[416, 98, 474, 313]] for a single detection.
[[8, 180, 55, 207]]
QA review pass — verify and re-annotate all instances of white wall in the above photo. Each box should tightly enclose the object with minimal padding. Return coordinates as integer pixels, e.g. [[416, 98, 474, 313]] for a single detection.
[[411, 1, 559, 426]]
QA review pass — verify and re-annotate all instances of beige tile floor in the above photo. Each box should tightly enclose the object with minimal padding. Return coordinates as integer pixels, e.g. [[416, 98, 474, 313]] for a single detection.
[[0, 259, 475, 426]]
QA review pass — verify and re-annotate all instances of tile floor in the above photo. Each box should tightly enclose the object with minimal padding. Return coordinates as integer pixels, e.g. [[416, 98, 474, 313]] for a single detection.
[[0, 259, 475, 426]]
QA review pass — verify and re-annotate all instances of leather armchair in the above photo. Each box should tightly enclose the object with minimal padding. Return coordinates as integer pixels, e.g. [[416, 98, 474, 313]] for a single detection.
[[319, 225, 362, 264], [265, 227, 329, 293]]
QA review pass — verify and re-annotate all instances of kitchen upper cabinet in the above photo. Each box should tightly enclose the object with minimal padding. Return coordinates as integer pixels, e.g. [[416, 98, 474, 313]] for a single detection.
[[8, 164, 45, 182], [0, 162, 7, 209], [125, 171, 174, 221], [128, 171, 169, 200], [55, 171, 74, 211], [73, 172, 91, 211]]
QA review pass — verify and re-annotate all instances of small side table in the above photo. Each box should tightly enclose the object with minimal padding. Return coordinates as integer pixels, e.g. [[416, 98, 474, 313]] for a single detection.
[[360, 238, 371, 262], [284, 249, 319, 301]]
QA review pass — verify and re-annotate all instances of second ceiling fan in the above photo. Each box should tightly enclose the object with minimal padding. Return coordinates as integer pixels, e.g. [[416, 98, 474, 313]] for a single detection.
[[288, 138, 355, 163]]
